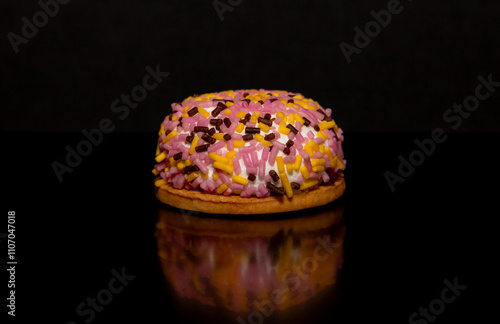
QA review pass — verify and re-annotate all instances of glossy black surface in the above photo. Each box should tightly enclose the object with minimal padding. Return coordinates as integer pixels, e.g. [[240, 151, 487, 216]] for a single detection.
[[3, 132, 496, 323]]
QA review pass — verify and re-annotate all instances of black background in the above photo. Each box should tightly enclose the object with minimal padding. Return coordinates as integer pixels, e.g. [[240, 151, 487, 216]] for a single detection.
[[2, 0, 499, 323]]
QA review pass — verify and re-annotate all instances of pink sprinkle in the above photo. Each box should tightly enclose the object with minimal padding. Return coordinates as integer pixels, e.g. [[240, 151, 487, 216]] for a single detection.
[[197, 118, 210, 127], [250, 151, 259, 166], [227, 140, 234, 151], [246, 166, 257, 174], [206, 180, 216, 192], [307, 131, 315, 140], [230, 182, 245, 191], [295, 133, 305, 143], [200, 181, 208, 191], [274, 117, 281, 125], [321, 172, 330, 183], [325, 108, 332, 116], [228, 122, 238, 134], [296, 175, 304, 184], [242, 153, 253, 167], [309, 172, 320, 179], [232, 133, 242, 140], [293, 140, 302, 150], [246, 185, 257, 196], [160, 171, 166, 180], [287, 132, 295, 140], [264, 174, 272, 182], [314, 137, 324, 145], [173, 174, 186, 189], [258, 183, 269, 195], [268, 145, 279, 165], [191, 177, 203, 188], [155, 162, 167, 172], [273, 141, 285, 150], [223, 188, 232, 196], [197, 137, 205, 145], [214, 178, 223, 187], [283, 155, 295, 163], [218, 171, 231, 184], [289, 146, 296, 157], [228, 113, 239, 123], [312, 151, 323, 159], [294, 121, 302, 132], [194, 159, 209, 174], [303, 155, 313, 172], [259, 147, 269, 178], [233, 157, 241, 175], [208, 140, 225, 153], [240, 145, 256, 154]]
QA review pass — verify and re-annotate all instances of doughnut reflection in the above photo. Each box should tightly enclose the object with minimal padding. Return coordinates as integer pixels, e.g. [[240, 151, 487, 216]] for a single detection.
[[155, 204, 345, 321]]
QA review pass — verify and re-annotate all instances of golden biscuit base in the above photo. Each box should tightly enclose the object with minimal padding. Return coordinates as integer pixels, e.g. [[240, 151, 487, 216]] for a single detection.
[[155, 174, 345, 214]]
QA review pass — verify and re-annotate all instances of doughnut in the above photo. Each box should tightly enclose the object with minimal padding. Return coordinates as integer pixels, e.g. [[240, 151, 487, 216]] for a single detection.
[[153, 90, 346, 214]]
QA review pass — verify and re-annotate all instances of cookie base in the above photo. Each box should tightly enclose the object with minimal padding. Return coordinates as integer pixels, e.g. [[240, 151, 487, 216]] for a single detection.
[[155, 175, 345, 214]]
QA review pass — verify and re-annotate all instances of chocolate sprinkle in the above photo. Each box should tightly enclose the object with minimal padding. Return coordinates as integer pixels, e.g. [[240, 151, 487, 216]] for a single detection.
[[286, 139, 294, 147], [245, 127, 260, 134], [239, 119, 248, 124], [217, 101, 227, 109], [210, 118, 223, 126], [258, 100, 264, 104], [224, 118, 231, 128], [194, 126, 209, 133], [266, 182, 284, 195], [287, 99, 294, 103], [283, 147, 290, 155], [208, 128, 216, 136], [264, 133, 275, 141], [243, 92, 249, 98], [242, 134, 254, 141], [243, 99, 251, 104], [257, 117, 272, 126], [173, 152, 183, 160], [314, 125, 320, 131], [291, 182, 300, 190], [187, 107, 198, 117], [195, 144, 209, 153], [201, 134, 216, 144], [269, 98, 278, 103], [245, 113, 251, 120], [247, 173, 256, 181], [185, 135, 193, 143], [286, 124, 298, 134], [264, 113, 271, 120], [303, 117, 311, 126], [182, 165, 200, 174], [269, 170, 280, 182], [223, 133, 232, 141]]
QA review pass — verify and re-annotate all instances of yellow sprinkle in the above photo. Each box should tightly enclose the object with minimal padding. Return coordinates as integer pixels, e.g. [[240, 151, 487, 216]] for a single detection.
[[287, 113, 295, 124], [276, 156, 285, 173], [209, 152, 229, 164], [181, 112, 189, 118], [155, 143, 160, 156], [319, 145, 325, 154], [162, 130, 178, 143], [300, 166, 310, 179], [319, 121, 337, 131], [185, 159, 193, 166], [169, 156, 175, 167], [294, 113, 304, 125], [249, 111, 260, 123], [258, 122, 270, 133], [197, 107, 210, 118], [216, 183, 229, 194], [312, 165, 325, 172], [183, 106, 189, 112], [278, 125, 291, 135], [294, 156, 302, 170], [213, 161, 234, 174], [189, 136, 199, 154], [317, 131, 327, 140], [280, 172, 293, 198], [308, 140, 319, 152], [276, 112, 285, 120], [158, 124, 166, 136], [171, 116, 178, 121], [311, 158, 326, 166], [186, 172, 199, 182], [236, 111, 247, 119], [201, 172, 209, 179], [286, 163, 294, 173], [261, 140, 271, 147], [235, 122, 245, 133], [336, 156, 345, 169], [226, 102, 234, 107], [213, 133, 225, 140], [152, 169, 159, 176], [155, 151, 168, 163], [254, 133, 264, 141], [226, 150, 236, 159], [212, 172, 220, 181], [304, 143, 314, 157], [224, 109, 232, 115], [154, 179, 167, 187], [325, 147, 335, 166], [177, 162, 185, 170], [301, 178, 319, 190], [232, 175, 249, 185], [233, 140, 245, 148]]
